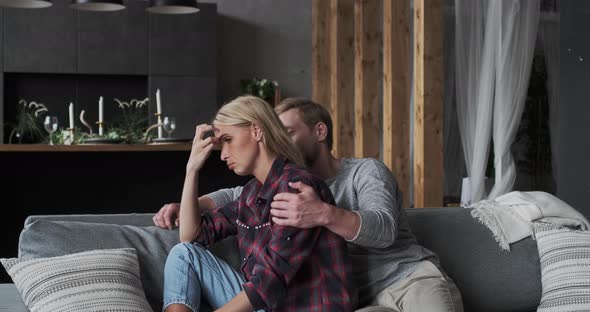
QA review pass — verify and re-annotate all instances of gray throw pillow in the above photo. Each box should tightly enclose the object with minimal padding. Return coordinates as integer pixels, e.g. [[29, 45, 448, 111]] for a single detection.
[[534, 222, 590, 312], [1, 248, 153, 312], [18, 220, 179, 311]]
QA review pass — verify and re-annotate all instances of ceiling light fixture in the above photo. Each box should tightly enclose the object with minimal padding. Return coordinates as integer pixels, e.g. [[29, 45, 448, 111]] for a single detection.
[[70, 0, 125, 11], [0, 0, 52, 9], [146, 0, 198, 14]]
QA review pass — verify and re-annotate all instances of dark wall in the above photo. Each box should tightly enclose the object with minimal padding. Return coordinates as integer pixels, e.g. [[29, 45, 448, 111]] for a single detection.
[[558, 0, 590, 219], [203, 0, 312, 102], [0, 150, 250, 282]]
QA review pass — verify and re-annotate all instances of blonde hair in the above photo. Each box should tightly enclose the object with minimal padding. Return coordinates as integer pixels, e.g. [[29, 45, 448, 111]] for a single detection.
[[214, 95, 304, 166]]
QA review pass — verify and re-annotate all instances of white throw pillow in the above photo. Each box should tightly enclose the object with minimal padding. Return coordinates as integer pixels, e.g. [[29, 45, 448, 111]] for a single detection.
[[534, 222, 590, 312], [1, 248, 153, 312]]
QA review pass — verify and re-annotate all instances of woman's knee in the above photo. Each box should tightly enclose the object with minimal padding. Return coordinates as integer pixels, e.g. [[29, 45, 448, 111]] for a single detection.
[[169, 242, 206, 257], [166, 243, 209, 268]]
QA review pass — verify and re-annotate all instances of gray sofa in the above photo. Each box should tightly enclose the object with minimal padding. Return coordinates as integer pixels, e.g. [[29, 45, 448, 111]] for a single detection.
[[0, 208, 542, 312]]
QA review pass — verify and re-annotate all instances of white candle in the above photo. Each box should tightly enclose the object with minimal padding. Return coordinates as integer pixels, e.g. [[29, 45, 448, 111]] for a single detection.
[[156, 89, 163, 139], [69, 102, 74, 129], [98, 96, 104, 136], [156, 89, 162, 115]]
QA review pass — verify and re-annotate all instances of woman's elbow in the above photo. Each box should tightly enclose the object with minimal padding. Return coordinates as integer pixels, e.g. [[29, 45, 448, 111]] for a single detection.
[[179, 236, 193, 243], [179, 228, 199, 243]]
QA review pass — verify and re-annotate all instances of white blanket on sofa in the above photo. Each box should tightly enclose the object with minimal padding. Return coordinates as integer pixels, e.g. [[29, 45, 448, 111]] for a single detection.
[[469, 191, 590, 251]]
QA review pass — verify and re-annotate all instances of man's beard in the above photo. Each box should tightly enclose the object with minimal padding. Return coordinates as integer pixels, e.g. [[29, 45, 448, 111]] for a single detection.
[[302, 146, 320, 168]]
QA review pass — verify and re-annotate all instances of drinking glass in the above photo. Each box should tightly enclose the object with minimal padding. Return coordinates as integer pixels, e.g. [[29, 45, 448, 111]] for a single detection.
[[44, 116, 58, 145], [162, 116, 176, 138]]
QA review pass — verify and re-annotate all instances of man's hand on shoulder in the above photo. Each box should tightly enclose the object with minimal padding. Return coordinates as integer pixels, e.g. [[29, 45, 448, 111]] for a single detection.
[[153, 203, 180, 230], [270, 181, 332, 228]]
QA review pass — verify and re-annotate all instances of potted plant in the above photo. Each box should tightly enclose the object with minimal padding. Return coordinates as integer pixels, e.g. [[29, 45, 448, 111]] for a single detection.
[[240, 77, 280, 106], [5, 99, 48, 144]]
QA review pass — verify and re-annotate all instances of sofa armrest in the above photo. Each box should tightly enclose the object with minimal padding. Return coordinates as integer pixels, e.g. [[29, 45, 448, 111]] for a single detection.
[[24, 213, 156, 228], [0, 284, 29, 312]]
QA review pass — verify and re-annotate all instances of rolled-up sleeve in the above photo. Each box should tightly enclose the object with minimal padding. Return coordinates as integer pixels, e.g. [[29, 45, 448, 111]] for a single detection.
[[195, 200, 238, 247]]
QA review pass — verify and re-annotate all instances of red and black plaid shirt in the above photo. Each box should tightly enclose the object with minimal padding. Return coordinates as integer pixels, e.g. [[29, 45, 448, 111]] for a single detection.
[[196, 156, 356, 311]]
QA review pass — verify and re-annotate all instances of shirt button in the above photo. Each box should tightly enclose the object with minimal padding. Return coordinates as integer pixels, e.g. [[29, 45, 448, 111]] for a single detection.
[[243, 258, 246, 261], [286, 237, 291, 241]]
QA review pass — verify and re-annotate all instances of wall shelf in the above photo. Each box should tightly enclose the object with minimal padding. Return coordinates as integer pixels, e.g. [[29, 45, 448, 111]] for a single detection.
[[0, 143, 191, 152]]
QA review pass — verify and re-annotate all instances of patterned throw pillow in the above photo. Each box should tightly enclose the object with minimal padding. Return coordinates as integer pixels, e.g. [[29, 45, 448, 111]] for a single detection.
[[534, 222, 590, 312], [0, 248, 153, 312]]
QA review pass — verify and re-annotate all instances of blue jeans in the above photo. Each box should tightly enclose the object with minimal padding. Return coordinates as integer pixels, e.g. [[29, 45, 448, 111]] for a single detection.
[[163, 242, 259, 312]]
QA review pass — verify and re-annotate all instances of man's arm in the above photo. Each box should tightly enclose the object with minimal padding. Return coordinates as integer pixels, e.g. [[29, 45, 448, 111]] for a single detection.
[[270, 181, 361, 241], [271, 159, 400, 248], [346, 159, 400, 248], [206, 186, 244, 207]]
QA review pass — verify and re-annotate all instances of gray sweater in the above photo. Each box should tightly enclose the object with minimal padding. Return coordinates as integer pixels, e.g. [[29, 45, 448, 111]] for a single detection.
[[207, 158, 437, 306]]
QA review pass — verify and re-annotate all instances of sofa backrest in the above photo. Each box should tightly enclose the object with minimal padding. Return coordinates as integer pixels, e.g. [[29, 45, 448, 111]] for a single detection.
[[406, 208, 541, 312], [19, 208, 542, 312]]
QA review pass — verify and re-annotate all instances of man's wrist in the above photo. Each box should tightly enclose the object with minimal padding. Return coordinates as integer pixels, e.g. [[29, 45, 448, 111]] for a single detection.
[[322, 202, 337, 227], [323, 205, 362, 241]]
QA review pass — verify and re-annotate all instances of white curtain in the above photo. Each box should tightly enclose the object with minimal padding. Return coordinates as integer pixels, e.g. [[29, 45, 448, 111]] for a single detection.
[[538, 11, 560, 191], [488, 0, 541, 199], [444, 5, 466, 199], [455, 0, 498, 203], [455, 0, 541, 202]]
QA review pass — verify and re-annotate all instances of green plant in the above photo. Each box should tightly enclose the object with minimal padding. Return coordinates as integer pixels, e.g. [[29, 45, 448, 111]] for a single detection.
[[6, 99, 48, 144], [240, 77, 279, 104], [111, 98, 151, 144], [47, 127, 88, 145]]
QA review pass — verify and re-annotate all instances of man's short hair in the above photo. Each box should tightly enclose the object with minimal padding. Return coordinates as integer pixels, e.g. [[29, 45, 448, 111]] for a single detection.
[[275, 97, 333, 150]]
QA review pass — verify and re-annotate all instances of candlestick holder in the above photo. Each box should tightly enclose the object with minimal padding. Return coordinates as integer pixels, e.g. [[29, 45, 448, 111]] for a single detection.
[[154, 113, 163, 139], [96, 121, 104, 137], [65, 128, 75, 145]]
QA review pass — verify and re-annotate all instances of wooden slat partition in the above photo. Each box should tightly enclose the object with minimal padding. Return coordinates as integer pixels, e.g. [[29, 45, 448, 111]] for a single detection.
[[0, 73, 3, 144], [383, 0, 411, 208], [312, 0, 444, 208], [330, 0, 354, 158], [354, 0, 381, 159], [312, 0, 331, 107], [413, 0, 444, 207]]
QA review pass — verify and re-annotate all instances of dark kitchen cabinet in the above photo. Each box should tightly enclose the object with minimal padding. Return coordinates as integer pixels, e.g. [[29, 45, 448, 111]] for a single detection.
[[77, 0, 148, 75], [4, 0, 77, 73], [148, 3, 216, 76]]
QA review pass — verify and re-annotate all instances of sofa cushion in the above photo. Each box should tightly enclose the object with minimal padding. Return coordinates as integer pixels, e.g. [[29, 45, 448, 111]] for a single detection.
[[1, 248, 152, 312], [406, 208, 541, 312], [17, 220, 179, 312], [16, 219, 242, 312], [534, 222, 590, 312]]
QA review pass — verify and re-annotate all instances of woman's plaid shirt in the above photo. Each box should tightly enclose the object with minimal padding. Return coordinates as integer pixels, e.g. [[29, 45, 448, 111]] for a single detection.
[[195, 157, 356, 311]]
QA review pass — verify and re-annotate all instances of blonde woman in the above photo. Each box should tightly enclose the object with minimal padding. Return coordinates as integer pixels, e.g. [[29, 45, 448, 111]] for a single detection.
[[163, 95, 355, 312]]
